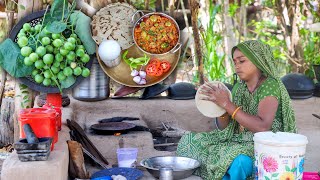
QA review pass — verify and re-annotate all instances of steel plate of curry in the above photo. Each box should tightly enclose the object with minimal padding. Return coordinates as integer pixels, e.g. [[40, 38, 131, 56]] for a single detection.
[[133, 12, 180, 55]]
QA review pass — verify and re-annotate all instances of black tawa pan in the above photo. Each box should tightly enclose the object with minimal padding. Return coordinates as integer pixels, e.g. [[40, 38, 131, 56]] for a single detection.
[[90, 122, 136, 135]]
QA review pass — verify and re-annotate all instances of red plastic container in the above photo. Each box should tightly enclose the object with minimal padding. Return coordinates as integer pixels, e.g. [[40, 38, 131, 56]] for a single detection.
[[43, 104, 62, 131], [46, 93, 62, 107], [45, 93, 62, 131], [19, 108, 58, 150]]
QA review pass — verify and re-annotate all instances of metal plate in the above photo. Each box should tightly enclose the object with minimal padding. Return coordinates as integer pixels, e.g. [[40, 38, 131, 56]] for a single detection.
[[91, 122, 136, 135], [97, 44, 181, 87]]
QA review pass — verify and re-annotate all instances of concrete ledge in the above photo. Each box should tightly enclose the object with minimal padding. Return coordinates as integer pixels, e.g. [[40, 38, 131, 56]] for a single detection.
[[0, 105, 72, 180], [1, 126, 69, 180]]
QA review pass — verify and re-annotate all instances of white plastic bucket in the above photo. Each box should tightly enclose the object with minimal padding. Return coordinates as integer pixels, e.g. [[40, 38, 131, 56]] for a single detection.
[[253, 132, 308, 180]]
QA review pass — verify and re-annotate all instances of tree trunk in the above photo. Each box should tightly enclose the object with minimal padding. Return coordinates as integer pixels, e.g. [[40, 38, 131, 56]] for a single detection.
[[13, 0, 41, 141], [0, 98, 15, 146], [189, 0, 204, 85], [221, 0, 235, 77], [275, 0, 305, 73], [240, 0, 247, 40], [163, 0, 178, 85]]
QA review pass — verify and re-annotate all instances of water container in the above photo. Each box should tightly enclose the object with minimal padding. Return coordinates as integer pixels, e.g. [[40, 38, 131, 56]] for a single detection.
[[117, 148, 138, 168], [253, 132, 308, 180], [72, 56, 110, 101]]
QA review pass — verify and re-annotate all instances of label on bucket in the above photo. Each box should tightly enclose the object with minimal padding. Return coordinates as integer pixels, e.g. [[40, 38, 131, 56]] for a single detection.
[[254, 132, 308, 180]]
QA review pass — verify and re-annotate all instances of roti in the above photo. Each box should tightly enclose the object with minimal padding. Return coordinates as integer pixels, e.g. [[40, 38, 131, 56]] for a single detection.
[[195, 81, 232, 118], [91, 2, 138, 50]]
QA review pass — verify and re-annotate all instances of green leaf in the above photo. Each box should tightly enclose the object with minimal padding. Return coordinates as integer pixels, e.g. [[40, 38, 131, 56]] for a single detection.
[[0, 39, 34, 77], [21, 90, 29, 94], [70, 11, 96, 55], [264, 176, 270, 180], [272, 173, 279, 177], [23, 96, 28, 100], [42, 15, 56, 27], [24, 99, 31, 103], [19, 4, 25, 10], [285, 165, 291, 172], [50, 0, 69, 21], [291, 167, 297, 173], [60, 75, 76, 89], [47, 21, 67, 34]]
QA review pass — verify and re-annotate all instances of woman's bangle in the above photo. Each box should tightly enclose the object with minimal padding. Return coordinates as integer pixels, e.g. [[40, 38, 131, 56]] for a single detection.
[[232, 106, 241, 119]]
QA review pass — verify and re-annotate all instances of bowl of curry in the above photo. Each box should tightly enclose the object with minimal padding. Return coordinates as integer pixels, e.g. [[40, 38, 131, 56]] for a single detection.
[[132, 11, 181, 55]]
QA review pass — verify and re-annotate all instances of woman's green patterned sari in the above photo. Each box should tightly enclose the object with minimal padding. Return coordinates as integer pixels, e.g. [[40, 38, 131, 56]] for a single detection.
[[176, 40, 297, 180]]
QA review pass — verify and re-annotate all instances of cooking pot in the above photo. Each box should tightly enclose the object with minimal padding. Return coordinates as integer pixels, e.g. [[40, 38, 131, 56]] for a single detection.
[[131, 11, 181, 55]]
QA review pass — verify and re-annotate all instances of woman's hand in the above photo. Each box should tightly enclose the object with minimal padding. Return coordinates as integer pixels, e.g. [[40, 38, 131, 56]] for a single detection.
[[200, 83, 231, 109]]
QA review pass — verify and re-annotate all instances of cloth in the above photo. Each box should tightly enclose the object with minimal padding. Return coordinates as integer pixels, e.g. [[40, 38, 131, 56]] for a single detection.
[[176, 40, 297, 180], [222, 155, 253, 180]]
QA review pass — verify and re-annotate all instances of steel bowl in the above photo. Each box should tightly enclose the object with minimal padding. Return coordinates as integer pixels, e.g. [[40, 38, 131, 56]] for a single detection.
[[140, 156, 201, 179], [131, 11, 181, 55]]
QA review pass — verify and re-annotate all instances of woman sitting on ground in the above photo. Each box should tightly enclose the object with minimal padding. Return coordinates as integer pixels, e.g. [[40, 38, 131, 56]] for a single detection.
[[176, 40, 297, 180]]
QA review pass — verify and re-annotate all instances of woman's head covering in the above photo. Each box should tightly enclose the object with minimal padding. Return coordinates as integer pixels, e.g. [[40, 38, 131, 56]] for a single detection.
[[232, 40, 297, 133]]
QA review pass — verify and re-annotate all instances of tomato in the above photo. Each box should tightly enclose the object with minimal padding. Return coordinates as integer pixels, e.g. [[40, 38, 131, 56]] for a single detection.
[[23, 23, 31, 32], [32, 69, 39, 77], [55, 53, 63, 62], [73, 67, 82, 76], [43, 70, 53, 79], [29, 53, 39, 62], [43, 78, 51, 86], [148, 58, 161, 68], [64, 42, 75, 51], [43, 54, 54, 65], [41, 37, 51, 46], [57, 72, 66, 81], [21, 46, 32, 57], [60, 48, 69, 56], [160, 61, 171, 73], [155, 67, 164, 77], [51, 66, 60, 74], [34, 74, 44, 83], [67, 37, 76, 44], [45, 45, 54, 53], [36, 46, 46, 57], [34, 24, 42, 32], [81, 54, 90, 63], [24, 57, 33, 66], [66, 51, 76, 61], [34, 60, 44, 69], [52, 33, 60, 40], [52, 39, 62, 48], [81, 68, 90, 77], [76, 48, 85, 57], [63, 67, 73, 76], [146, 64, 158, 76], [18, 36, 28, 47]]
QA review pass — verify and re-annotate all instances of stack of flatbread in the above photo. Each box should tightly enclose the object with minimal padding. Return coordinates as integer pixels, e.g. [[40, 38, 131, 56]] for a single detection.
[[91, 2, 138, 50], [195, 81, 232, 118]]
